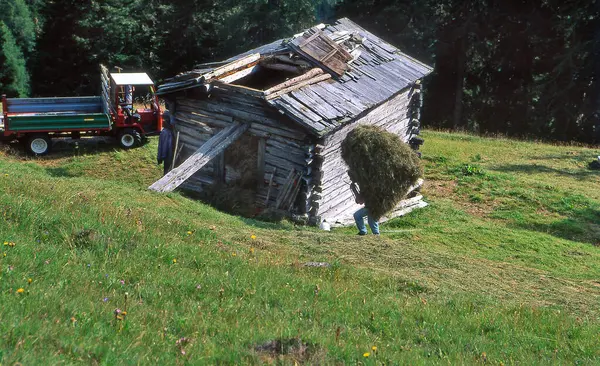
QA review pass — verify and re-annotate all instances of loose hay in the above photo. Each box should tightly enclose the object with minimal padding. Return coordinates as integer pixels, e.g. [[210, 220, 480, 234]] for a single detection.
[[341, 125, 423, 220]]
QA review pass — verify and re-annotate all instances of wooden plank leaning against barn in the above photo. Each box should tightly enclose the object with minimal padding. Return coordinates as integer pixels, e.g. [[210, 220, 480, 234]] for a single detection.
[[149, 123, 250, 193]]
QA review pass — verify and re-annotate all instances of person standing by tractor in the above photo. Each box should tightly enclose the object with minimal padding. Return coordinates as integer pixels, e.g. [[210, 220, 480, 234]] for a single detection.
[[157, 110, 174, 176]]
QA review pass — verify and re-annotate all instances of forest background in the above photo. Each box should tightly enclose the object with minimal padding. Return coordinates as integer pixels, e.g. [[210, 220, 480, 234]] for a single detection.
[[1, 0, 598, 143]]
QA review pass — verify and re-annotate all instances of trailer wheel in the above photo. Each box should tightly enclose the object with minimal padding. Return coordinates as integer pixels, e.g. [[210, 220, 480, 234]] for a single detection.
[[118, 128, 142, 149], [27, 134, 51, 156]]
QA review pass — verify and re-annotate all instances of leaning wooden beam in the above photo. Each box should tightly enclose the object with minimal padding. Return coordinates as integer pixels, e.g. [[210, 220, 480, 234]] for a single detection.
[[275, 169, 296, 209], [203, 54, 261, 81], [218, 64, 259, 84], [265, 74, 332, 100], [264, 68, 323, 96], [264, 167, 277, 206], [170, 131, 180, 171], [286, 173, 304, 211], [149, 123, 250, 193]]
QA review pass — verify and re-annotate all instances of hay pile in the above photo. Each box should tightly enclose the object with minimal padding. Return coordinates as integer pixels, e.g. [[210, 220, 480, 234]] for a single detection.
[[200, 183, 257, 217], [341, 125, 423, 220]]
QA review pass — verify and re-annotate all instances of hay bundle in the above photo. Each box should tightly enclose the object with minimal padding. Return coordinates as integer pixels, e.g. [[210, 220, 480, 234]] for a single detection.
[[341, 125, 423, 220]]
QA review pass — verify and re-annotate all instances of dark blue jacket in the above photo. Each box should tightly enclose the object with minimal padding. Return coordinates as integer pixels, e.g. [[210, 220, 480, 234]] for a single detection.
[[157, 128, 174, 164]]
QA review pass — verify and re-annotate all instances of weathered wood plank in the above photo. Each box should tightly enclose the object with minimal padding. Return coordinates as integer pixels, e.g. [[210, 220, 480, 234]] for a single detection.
[[264, 68, 323, 96], [257, 138, 266, 189], [204, 54, 260, 80], [264, 167, 277, 206], [149, 123, 250, 192], [277, 94, 327, 129], [218, 64, 259, 84], [275, 170, 296, 209], [265, 73, 332, 100], [290, 89, 341, 121], [213, 81, 265, 98]]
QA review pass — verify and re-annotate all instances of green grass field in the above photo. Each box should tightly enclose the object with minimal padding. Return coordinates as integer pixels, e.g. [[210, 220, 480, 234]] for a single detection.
[[1, 131, 599, 364]]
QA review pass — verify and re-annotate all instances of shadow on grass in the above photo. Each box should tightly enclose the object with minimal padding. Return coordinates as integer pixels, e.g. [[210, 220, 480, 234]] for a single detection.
[[528, 153, 597, 163], [45, 166, 84, 178], [491, 163, 598, 180], [0, 136, 149, 161], [178, 188, 298, 232], [512, 207, 600, 246]]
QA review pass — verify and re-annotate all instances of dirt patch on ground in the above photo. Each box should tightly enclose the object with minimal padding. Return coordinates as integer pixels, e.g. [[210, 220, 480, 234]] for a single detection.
[[462, 204, 494, 217], [254, 338, 323, 364], [422, 179, 457, 198]]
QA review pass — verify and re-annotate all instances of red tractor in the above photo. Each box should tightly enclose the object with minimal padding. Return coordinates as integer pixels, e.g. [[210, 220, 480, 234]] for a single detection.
[[0, 65, 164, 155]]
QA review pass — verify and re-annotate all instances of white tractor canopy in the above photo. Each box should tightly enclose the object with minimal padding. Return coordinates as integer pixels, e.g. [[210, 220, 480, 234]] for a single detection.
[[110, 73, 155, 86]]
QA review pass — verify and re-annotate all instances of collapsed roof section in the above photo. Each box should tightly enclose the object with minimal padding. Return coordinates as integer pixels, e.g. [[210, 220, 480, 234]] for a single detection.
[[157, 18, 433, 137]]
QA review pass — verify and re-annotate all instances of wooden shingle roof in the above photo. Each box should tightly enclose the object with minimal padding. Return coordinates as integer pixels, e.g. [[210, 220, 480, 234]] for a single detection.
[[158, 18, 433, 137]]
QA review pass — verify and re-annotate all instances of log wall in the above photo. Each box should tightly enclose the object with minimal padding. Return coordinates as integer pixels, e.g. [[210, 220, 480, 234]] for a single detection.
[[171, 86, 314, 210]]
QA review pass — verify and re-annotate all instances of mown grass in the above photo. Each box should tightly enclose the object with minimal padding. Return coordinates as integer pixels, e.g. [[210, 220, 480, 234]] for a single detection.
[[0, 131, 599, 364]]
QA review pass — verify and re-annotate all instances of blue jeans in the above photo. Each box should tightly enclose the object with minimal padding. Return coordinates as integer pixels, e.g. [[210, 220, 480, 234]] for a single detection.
[[354, 207, 379, 235]]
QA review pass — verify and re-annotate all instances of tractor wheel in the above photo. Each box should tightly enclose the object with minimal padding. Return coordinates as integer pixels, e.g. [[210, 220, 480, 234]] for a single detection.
[[26, 134, 52, 156], [118, 128, 142, 149]]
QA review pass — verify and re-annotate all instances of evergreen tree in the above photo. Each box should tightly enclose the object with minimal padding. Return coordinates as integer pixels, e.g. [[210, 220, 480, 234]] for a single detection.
[[32, 0, 93, 96], [0, 21, 30, 97], [0, 0, 36, 55]]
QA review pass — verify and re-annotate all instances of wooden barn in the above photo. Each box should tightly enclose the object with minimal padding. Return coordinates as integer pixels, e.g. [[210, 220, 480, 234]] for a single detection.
[[151, 18, 433, 226]]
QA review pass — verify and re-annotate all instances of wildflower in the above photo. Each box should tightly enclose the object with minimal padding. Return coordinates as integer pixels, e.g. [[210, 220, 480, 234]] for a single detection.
[[114, 308, 122, 315], [16, 288, 25, 294], [70, 317, 77, 323], [103, 297, 109, 302], [87, 264, 91, 267], [120, 280, 125, 285], [196, 284, 202, 290], [186, 231, 192, 235], [3, 241, 7, 246], [231, 252, 236, 257], [249, 247, 255, 254], [363, 352, 370, 358], [3, 253, 5, 257], [173, 258, 177, 263], [372, 346, 377, 352], [176, 337, 190, 354], [250, 234, 257, 240], [28, 278, 32, 284], [44, 260, 50, 265], [209, 225, 216, 230]]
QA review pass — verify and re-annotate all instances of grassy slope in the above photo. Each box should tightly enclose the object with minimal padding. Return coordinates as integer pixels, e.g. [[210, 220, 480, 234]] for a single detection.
[[0, 132, 599, 364]]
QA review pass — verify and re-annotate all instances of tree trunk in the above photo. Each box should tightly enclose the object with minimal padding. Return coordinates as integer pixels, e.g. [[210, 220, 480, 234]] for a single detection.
[[593, 0, 600, 143], [453, 30, 467, 130]]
